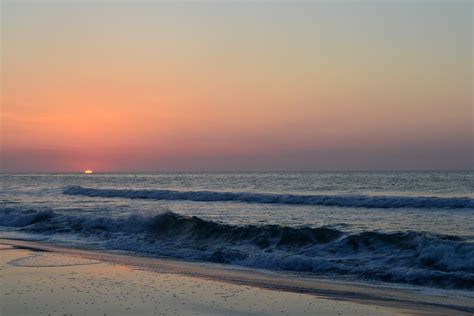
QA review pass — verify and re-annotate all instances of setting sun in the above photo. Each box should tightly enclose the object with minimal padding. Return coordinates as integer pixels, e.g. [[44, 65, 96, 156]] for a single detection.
[[1, 1, 472, 315]]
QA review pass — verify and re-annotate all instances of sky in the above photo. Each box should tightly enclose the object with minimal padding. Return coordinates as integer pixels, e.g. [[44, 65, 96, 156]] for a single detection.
[[1, 0, 472, 172]]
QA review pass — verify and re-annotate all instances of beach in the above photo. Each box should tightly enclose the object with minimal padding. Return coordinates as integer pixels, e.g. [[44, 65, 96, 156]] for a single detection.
[[1, 239, 473, 316], [1, 172, 473, 315], [3, 0, 473, 313]]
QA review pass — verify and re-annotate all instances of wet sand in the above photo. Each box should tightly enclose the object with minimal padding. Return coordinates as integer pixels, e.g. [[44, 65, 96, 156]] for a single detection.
[[1, 240, 473, 316]]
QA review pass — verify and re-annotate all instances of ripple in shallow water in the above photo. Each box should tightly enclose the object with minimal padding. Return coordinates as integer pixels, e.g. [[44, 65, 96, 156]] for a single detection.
[[7, 252, 101, 267]]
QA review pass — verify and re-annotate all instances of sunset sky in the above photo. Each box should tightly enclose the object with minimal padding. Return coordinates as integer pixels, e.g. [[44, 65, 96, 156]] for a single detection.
[[1, 0, 472, 172]]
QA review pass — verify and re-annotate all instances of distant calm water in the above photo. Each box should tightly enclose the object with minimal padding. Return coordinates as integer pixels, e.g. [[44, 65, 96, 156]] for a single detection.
[[1, 171, 473, 289]]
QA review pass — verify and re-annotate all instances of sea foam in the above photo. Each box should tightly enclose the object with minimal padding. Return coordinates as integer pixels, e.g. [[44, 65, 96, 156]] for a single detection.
[[63, 186, 474, 209], [1, 207, 473, 289]]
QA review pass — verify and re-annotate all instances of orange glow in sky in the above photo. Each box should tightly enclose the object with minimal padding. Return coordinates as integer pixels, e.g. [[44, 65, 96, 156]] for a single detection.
[[1, 1, 472, 172]]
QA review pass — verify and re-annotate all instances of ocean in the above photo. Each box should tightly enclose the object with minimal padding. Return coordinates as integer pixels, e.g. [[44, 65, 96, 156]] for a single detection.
[[1, 171, 473, 289]]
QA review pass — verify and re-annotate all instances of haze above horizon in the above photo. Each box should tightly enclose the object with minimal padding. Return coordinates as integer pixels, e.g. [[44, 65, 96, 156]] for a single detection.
[[1, 0, 472, 172]]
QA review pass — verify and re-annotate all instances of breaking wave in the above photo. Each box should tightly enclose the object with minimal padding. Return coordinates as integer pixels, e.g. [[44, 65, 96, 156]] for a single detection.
[[1, 207, 473, 289], [63, 186, 474, 209]]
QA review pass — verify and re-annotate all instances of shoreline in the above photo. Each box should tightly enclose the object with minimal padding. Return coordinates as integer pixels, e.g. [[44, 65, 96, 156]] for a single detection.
[[1, 238, 473, 315]]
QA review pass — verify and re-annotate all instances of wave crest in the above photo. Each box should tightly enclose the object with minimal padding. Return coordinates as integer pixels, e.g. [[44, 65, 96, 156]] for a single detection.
[[1, 208, 473, 289], [63, 186, 474, 209]]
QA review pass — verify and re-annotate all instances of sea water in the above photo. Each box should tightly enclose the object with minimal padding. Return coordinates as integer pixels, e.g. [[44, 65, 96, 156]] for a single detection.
[[1, 171, 473, 289]]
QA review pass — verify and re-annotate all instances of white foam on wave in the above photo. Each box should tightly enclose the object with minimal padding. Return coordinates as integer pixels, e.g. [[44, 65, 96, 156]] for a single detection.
[[63, 186, 474, 209], [1, 207, 473, 289]]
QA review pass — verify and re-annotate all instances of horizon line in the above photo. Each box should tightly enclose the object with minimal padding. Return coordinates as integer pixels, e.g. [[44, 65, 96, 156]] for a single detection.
[[1, 169, 473, 175]]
